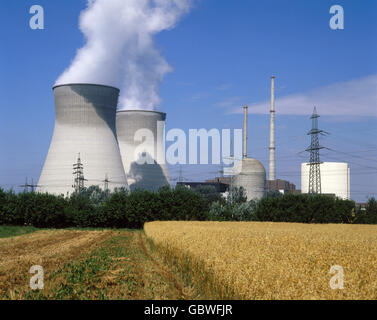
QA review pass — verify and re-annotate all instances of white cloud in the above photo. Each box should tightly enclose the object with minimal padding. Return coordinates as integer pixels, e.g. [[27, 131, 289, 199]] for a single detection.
[[230, 74, 377, 117]]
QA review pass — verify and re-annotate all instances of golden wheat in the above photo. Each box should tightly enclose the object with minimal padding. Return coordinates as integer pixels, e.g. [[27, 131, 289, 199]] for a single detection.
[[144, 221, 377, 300]]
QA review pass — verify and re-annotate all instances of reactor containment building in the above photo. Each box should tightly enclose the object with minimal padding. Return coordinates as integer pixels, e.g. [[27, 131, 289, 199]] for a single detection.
[[231, 105, 266, 200]]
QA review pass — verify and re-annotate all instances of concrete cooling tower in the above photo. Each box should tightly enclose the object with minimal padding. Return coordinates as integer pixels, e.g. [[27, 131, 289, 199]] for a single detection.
[[38, 84, 128, 196], [116, 110, 170, 191]]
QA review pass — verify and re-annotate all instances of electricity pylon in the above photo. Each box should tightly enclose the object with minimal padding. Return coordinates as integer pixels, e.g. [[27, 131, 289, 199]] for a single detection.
[[19, 178, 39, 193], [73, 153, 86, 193], [306, 107, 326, 194], [103, 174, 109, 191]]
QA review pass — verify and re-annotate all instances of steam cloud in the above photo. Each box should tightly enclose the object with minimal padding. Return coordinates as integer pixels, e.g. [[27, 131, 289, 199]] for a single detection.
[[56, 0, 193, 110]]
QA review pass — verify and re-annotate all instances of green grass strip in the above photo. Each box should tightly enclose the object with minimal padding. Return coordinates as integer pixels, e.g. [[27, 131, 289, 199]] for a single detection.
[[0, 225, 39, 239]]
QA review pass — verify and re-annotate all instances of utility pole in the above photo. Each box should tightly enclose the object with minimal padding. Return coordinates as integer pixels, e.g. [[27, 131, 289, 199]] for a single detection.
[[73, 153, 86, 193], [306, 107, 325, 194]]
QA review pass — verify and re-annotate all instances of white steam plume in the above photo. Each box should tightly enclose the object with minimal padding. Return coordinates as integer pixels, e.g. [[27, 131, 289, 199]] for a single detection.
[[56, 0, 193, 110]]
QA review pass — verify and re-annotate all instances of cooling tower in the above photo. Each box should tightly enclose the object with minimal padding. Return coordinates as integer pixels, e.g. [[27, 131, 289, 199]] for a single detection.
[[116, 110, 171, 191], [38, 84, 128, 195], [231, 159, 266, 200]]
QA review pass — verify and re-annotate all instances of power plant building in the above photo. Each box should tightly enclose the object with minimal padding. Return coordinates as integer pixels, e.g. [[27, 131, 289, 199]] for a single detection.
[[116, 110, 170, 191], [231, 159, 266, 200], [231, 106, 266, 200], [37, 84, 128, 195], [301, 162, 350, 200], [266, 179, 297, 194]]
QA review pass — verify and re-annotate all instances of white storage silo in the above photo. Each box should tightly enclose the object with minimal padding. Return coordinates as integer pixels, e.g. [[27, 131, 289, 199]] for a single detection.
[[38, 84, 128, 196], [116, 110, 170, 191], [301, 162, 350, 200]]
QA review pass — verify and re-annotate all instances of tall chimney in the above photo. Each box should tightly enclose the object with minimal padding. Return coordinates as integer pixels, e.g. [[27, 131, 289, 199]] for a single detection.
[[269, 76, 276, 181], [243, 105, 248, 159]]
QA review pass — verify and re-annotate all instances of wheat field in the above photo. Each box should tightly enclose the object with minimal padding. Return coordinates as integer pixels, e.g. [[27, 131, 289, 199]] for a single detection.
[[144, 221, 377, 300]]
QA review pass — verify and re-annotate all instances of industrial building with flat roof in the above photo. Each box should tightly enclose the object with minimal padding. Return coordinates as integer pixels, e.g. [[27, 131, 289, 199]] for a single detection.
[[266, 179, 297, 194]]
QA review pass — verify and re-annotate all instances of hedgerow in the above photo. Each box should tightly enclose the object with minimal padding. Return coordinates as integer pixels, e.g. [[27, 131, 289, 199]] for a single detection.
[[0, 186, 375, 228]]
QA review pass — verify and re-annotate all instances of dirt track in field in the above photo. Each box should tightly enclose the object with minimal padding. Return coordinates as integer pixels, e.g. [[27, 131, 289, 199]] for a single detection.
[[0, 229, 198, 300], [0, 230, 115, 297]]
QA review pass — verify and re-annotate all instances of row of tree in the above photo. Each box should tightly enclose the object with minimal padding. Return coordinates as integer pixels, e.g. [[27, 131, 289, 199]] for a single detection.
[[0, 186, 376, 228], [0, 186, 211, 229], [210, 190, 377, 224]]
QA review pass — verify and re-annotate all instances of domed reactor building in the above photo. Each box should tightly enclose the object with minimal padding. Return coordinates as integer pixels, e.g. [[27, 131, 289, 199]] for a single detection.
[[232, 159, 266, 200], [116, 110, 170, 191], [38, 84, 128, 196], [231, 105, 266, 200]]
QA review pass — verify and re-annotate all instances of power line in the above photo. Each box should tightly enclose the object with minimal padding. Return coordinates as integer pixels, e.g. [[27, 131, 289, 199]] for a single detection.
[[325, 147, 377, 164]]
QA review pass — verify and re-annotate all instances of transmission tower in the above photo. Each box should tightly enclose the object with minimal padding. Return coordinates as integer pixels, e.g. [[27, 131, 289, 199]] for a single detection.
[[103, 174, 109, 191], [20, 177, 29, 193], [306, 107, 325, 194], [29, 178, 39, 193], [73, 153, 86, 193], [19, 178, 39, 193]]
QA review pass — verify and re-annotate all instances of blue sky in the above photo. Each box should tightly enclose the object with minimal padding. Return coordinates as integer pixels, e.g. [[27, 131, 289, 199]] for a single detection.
[[0, 0, 376, 201]]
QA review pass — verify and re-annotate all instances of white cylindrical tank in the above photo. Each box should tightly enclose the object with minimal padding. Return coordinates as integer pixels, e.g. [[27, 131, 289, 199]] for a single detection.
[[231, 158, 266, 200], [38, 84, 128, 196], [301, 162, 350, 200], [116, 110, 170, 191]]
